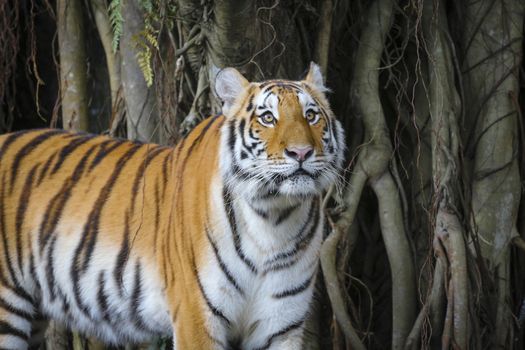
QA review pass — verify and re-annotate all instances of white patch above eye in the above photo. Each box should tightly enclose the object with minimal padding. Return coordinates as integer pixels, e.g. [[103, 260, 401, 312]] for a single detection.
[[254, 90, 280, 121], [297, 91, 319, 116]]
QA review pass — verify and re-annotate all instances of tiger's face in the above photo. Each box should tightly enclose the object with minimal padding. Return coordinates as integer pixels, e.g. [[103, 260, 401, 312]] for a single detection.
[[216, 63, 345, 199]]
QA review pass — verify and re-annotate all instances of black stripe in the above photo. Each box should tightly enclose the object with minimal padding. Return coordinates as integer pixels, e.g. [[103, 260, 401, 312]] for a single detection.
[[51, 134, 96, 174], [153, 181, 161, 255], [0, 174, 24, 292], [249, 203, 268, 219], [0, 296, 33, 320], [0, 130, 35, 157], [116, 145, 167, 290], [88, 139, 124, 172], [223, 187, 258, 274], [37, 151, 58, 185], [0, 320, 29, 340], [71, 144, 142, 317], [130, 146, 166, 211], [131, 261, 153, 332], [10, 130, 63, 190], [272, 273, 314, 298], [15, 164, 38, 277], [161, 151, 172, 197], [227, 119, 236, 153], [45, 235, 58, 301], [114, 210, 131, 294], [97, 271, 111, 322], [206, 228, 244, 296], [253, 317, 305, 350], [29, 252, 40, 291], [38, 147, 95, 253], [248, 124, 259, 140], [246, 95, 254, 112], [274, 204, 299, 225], [264, 200, 318, 268], [186, 115, 220, 157], [196, 274, 231, 326], [0, 263, 33, 305], [174, 115, 220, 211], [74, 143, 142, 273], [239, 119, 257, 155]]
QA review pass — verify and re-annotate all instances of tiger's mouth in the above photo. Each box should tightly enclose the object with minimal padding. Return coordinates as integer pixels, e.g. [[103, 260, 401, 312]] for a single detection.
[[274, 167, 315, 183]]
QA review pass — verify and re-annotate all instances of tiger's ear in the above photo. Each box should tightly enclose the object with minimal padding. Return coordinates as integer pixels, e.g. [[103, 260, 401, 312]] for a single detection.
[[215, 67, 249, 115], [304, 62, 327, 92]]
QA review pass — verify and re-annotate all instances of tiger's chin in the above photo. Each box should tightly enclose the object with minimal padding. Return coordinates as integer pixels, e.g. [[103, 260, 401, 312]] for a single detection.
[[276, 175, 320, 198]]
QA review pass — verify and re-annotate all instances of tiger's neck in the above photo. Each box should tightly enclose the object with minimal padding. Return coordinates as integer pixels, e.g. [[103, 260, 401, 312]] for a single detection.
[[223, 184, 319, 254]]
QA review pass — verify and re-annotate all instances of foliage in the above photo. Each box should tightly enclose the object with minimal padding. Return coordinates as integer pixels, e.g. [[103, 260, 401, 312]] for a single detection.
[[108, 0, 123, 52]]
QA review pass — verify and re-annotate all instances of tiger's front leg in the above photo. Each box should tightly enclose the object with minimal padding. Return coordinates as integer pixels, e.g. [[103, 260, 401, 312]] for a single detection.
[[265, 328, 304, 350], [172, 295, 229, 350]]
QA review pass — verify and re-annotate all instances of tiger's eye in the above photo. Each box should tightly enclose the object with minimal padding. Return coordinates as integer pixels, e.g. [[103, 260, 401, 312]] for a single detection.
[[260, 112, 275, 125], [305, 109, 318, 123]]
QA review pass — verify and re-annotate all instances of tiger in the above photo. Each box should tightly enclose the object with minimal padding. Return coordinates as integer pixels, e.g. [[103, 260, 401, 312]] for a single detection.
[[0, 63, 345, 350]]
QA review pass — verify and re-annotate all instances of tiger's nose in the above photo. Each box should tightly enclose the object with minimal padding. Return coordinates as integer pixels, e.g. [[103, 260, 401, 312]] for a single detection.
[[284, 146, 314, 162]]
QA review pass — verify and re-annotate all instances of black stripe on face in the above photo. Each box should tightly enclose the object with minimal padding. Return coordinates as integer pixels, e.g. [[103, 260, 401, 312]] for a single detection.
[[196, 273, 231, 326], [206, 228, 244, 296], [246, 95, 254, 112], [253, 316, 305, 350], [10, 130, 64, 190], [0, 320, 29, 340], [228, 119, 236, 153], [272, 273, 314, 299], [238, 119, 255, 154], [223, 187, 258, 274]]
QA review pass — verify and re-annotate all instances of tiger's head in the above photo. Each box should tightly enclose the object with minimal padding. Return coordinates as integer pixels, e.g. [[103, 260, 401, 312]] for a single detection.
[[216, 63, 345, 200]]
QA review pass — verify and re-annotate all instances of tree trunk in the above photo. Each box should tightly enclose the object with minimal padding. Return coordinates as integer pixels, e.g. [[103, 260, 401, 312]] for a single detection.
[[120, 0, 160, 142], [462, 0, 524, 347], [57, 0, 88, 131]]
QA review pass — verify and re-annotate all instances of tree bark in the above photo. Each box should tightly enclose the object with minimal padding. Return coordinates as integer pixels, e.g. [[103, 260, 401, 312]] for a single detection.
[[462, 0, 524, 347], [91, 0, 121, 109], [57, 0, 88, 131], [351, 1, 416, 348], [120, 0, 160, 142]]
